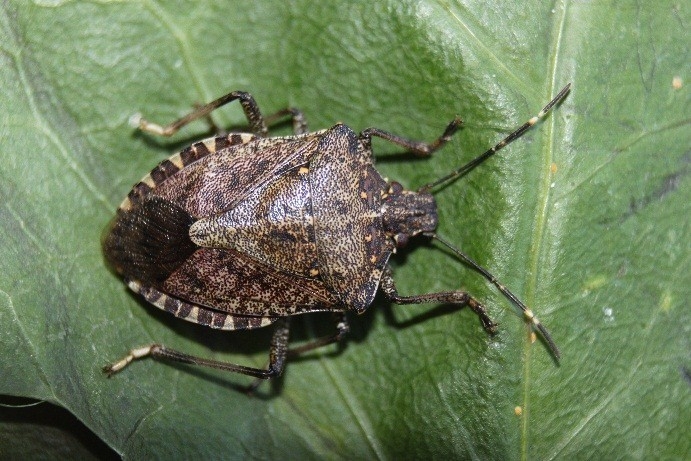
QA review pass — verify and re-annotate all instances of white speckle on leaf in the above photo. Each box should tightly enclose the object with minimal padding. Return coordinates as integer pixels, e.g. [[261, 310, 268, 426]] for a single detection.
[[672, 76, 682, 89], [129, 113, 142, 128]]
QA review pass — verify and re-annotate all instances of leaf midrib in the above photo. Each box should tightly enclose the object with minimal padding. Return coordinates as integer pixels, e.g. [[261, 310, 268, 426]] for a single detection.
[[520, 1, 570, 459]]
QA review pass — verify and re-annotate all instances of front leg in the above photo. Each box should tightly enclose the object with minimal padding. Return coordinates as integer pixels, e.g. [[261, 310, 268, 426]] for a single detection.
[[379, 266, 498, 334], [359, 117, 462, 157]]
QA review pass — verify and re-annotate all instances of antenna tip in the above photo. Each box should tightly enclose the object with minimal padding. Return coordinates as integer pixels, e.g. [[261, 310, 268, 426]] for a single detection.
[[536, 323, 561, 359]]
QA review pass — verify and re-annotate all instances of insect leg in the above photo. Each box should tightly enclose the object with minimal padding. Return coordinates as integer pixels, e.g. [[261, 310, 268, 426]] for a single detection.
[[245, 313, 349, 393], [103, 318, 291, 380], [263, 107, 309, 135], [286, 312, 350, 357], [360, 117, 463, 157], [379, 266, 498, 334], [135, 91, 269, 137]]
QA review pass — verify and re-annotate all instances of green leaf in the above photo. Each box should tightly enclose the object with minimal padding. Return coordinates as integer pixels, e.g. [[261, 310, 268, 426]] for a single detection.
[[1, 1, 689, 459]]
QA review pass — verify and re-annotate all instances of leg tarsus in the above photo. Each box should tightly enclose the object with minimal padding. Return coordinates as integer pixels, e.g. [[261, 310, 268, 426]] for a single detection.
[[102, 344, 161, 377]]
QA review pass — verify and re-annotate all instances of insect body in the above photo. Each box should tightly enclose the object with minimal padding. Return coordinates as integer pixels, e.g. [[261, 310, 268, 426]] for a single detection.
[[103, 85, 570, 386]]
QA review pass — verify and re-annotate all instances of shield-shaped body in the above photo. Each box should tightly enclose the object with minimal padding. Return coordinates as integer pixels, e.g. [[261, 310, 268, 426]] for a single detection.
[[104, 124, 394, 331]]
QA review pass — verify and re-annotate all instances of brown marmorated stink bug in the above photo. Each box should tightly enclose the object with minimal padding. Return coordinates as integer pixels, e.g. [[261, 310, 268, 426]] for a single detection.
[[103, 84, 570, 389]]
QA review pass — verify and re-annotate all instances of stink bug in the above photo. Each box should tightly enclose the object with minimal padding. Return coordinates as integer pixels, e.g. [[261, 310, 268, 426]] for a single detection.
[[103, 84, 570, 387]]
